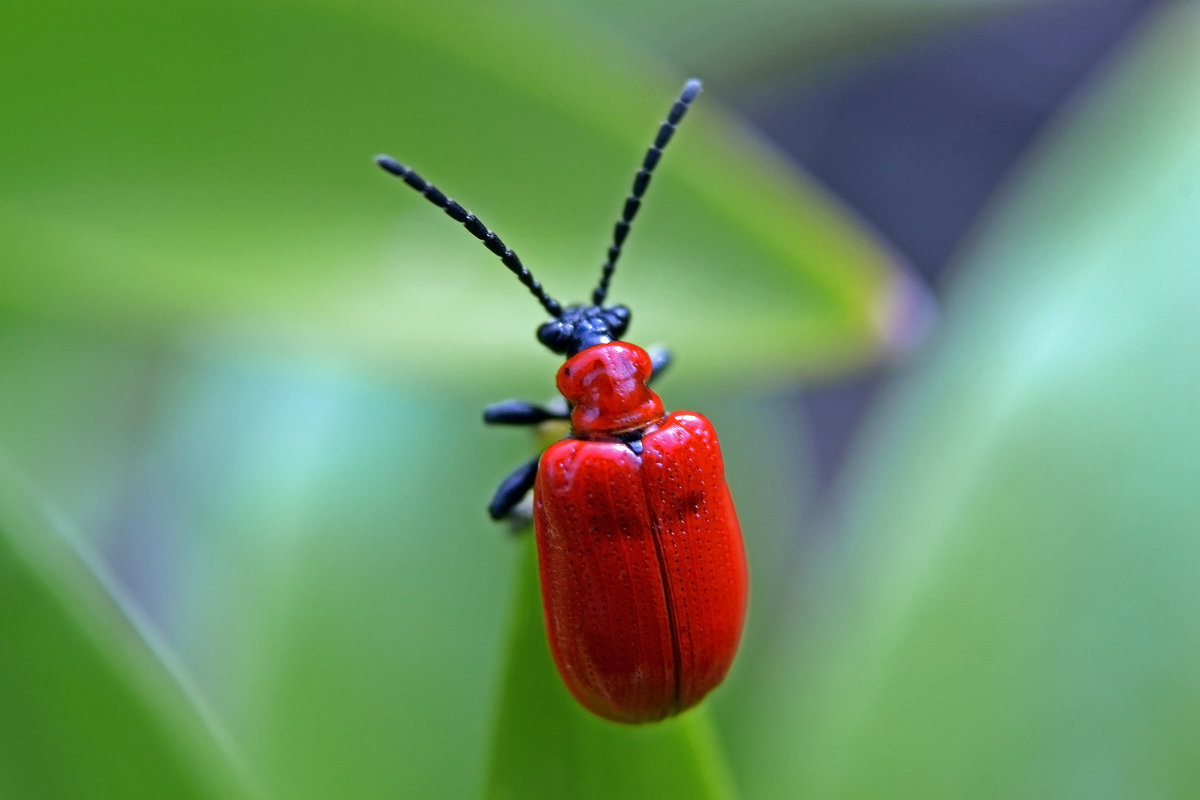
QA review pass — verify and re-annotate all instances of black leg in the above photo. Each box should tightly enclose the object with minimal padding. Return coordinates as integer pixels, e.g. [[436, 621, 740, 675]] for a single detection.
[[483, 399, 568, 426], [488, 456, 540, 520], [647, 346, 671, 385]]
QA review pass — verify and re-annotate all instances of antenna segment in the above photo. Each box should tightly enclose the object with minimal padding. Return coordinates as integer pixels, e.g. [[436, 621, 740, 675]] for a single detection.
[[375, 155, 563, 317], [592, 78, 701, 307]]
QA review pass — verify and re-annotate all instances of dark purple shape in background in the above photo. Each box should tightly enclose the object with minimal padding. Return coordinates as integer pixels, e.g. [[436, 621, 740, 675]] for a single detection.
[[732, 0, 1161, 488]]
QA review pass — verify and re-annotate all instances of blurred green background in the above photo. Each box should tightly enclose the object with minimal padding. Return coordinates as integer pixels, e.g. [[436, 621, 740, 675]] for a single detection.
[[2, 0, 1198, 797]]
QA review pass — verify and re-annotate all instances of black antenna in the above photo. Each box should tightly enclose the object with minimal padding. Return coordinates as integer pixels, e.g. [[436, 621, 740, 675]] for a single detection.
[[592, 78, 702, 307], [375, 155, 563, 318]]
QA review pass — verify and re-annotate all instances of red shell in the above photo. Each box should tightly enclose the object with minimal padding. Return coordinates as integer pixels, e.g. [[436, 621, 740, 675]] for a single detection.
[[556, 341, 664, 437], [533, 343, 748, 723]]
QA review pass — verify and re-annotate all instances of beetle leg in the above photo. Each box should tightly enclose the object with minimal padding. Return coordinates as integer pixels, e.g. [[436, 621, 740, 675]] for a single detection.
[[484, 399, 568, 426], [646, 345, 671, 385], [488, 455, 540, 520]]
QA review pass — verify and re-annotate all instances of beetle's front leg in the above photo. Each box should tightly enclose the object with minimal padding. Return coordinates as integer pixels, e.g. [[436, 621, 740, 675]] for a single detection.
[[488, 455, 540, 521], [483, 399, 568, 426]]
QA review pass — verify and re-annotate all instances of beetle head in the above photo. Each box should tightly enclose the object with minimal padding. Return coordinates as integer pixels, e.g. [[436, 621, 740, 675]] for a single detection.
[[537, 304, 631, 356]]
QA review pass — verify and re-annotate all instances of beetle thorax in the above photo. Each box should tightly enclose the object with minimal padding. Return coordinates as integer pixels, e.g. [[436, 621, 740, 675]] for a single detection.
[[557, 342, 665, 438]]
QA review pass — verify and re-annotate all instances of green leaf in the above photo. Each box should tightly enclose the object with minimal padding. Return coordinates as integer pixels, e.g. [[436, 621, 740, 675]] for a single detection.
[[0, 461, 251, 800], [728, 3, 1200, 797], [0, 0, 906, 386], [486, 540, 739, 800]]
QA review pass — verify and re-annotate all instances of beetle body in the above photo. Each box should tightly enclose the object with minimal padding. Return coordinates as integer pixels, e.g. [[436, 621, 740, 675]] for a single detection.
[[536, 342, 747, 722], [377, 79, 748, 723]]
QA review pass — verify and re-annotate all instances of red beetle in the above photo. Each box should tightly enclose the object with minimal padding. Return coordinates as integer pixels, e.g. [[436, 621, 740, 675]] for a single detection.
[[377, 79, 747, 723]]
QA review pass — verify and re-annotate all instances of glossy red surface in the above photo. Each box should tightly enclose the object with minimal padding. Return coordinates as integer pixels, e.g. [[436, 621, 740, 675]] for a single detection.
[[534, 342, 748, 724], [556, 342, 664, 437]]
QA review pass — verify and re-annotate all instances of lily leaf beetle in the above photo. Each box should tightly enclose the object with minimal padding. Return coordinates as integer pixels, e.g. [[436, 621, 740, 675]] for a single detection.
[[377, 79, 748, 724]]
